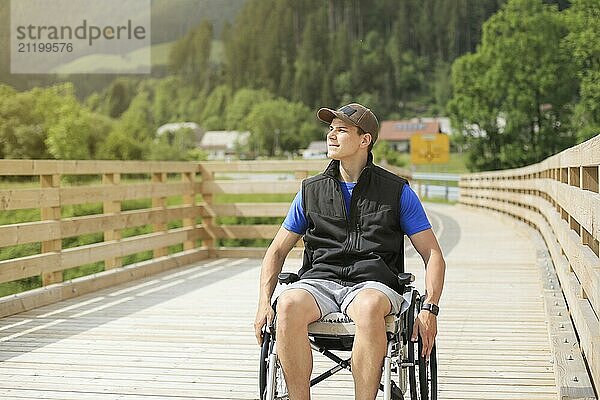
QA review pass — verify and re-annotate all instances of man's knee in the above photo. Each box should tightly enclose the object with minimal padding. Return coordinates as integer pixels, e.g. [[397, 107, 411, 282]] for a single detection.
[[347, 289, 391, 329], [276, 289, 320, 329]]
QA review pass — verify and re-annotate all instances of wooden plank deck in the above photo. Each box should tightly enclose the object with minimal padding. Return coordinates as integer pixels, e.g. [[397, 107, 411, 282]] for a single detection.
[[0, 203, 559, 399]]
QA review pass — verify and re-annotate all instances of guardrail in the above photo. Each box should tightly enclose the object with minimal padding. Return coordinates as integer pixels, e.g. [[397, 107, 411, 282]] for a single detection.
[[0, 160, 207, 312], [459, 134, 600, 394]]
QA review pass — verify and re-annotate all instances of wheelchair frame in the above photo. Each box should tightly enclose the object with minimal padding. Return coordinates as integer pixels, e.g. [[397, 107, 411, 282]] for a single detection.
[[259, 274, 437, 400]]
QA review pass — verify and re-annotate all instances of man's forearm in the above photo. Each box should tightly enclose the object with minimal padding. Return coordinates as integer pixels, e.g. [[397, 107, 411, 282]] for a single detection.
[[424, 251, 445, 305], [258, 246, 286, 305], [258, 227, 302, 305]]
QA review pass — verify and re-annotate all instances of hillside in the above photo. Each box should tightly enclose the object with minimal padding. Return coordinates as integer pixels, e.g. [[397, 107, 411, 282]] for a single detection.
[[151, 0, 245, 43]]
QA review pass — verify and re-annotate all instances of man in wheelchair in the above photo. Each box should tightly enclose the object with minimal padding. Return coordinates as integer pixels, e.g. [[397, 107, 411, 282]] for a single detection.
[[254, 103, 446, 400]]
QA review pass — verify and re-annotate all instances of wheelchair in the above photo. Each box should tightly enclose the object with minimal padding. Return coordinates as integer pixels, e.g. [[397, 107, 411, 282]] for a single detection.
[[259, 272, 437, 400]]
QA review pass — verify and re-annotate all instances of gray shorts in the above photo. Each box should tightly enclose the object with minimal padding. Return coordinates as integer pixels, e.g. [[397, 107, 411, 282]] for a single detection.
[[272, 278, 411, 319]]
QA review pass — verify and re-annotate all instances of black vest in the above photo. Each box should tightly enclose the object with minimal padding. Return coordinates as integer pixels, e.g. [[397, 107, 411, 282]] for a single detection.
[[298, 154, 408, 293]]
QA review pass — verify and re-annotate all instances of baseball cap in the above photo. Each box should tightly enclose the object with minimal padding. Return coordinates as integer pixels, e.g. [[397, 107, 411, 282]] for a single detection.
[[317, 103, 379, 143]]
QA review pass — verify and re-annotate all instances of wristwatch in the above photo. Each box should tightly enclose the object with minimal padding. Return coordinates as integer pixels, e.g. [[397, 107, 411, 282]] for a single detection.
[[421, 303, 439, 316]]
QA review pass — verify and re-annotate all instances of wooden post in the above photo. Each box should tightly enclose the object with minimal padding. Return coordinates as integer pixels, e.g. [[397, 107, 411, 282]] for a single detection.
[[182, 172, 195, 251], [582, 166, 599, 193], [201, 168, 217, 258], [152, 172, 168, 258], [40, 174, 62, 286], [569, 216, 580, 235], [583, 228, 599, 257], [103, 173, 122, 269], [581, 166, 600, 258], [569, 167, 580, 188]]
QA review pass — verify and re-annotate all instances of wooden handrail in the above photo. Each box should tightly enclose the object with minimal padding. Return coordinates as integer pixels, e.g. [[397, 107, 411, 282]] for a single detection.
[[459, 134, 600, 393], [0, 161, 200, 289]]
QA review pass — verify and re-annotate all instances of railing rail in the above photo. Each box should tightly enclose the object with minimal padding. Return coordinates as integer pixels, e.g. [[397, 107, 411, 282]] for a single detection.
[[459, 134, 600, 394], [0, 160, 208, 313]]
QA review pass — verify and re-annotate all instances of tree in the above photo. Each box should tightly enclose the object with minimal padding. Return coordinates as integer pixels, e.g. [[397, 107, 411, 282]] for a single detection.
[[225, 88, 273, 130], [565, 0, 600, 142], [293, 11, 328, 108], [0, 83, 111, 160], [149, 127, 199, 161], [106, 78, 136, 118], [46, 104, 112, 160], [169, 20, 214, 90], [448, 0, 578, 171], [244, 98, 317, 157], [200, 84, 232, 128], [99, 90, 154, 160], [222, 0, 504, 117], [372, 140, 406, 167]]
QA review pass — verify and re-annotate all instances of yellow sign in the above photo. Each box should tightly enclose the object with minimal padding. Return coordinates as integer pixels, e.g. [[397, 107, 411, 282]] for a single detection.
[[410, 133, 450, 164]]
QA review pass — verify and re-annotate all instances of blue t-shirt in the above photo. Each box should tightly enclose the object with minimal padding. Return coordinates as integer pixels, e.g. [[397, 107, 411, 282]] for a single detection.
[[283, 183, 431, 236]]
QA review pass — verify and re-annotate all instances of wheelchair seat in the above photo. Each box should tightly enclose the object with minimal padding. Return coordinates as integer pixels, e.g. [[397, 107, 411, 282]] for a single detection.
[[308, 312, 400, 336], [307, 312, 401, 351]]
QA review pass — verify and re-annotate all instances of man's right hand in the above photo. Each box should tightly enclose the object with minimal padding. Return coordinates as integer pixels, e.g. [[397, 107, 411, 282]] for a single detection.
[[254, 302, 275, 345]]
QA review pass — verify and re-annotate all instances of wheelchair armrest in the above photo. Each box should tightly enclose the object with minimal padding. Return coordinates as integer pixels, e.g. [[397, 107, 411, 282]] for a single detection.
[[398, 273, 415, 286], [278, 272, 299, 285]]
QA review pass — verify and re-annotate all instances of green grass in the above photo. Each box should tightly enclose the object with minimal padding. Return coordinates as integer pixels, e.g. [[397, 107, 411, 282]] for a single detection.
[[63, 262, 104, 281], [0, 276, 42, 298]]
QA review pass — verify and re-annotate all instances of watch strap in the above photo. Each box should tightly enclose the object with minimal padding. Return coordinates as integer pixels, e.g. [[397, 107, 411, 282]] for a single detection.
[[421, 303, 439, 316]]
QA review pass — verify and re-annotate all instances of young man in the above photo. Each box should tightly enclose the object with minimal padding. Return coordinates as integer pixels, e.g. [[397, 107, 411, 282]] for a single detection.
[[254, 103, 446, 400]]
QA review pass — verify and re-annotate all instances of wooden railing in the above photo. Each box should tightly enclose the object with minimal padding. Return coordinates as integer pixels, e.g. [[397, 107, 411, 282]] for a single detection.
[[198, 159, 329, 258], [0, 158, 334, 315], [0, 160, 205, 310], [459, 134, 600, 393]]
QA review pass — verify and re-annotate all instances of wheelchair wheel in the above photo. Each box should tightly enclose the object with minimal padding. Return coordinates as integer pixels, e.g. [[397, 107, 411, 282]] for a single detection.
[[407, 293, 438, 400], [259, 331, 288, 400], [259, 332, 270, 400]]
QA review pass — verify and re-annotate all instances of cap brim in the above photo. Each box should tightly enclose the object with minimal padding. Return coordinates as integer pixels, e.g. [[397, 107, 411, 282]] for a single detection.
[[317, 107, 355, 127]]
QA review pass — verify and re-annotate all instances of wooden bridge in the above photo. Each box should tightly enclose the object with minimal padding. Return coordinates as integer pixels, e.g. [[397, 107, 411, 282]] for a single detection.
[[0, 136, 598, 399]]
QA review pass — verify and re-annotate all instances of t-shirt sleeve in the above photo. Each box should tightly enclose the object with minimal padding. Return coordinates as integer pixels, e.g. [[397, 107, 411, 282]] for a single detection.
[[282, 190, 308, 235], [399, 184, 432, 236]]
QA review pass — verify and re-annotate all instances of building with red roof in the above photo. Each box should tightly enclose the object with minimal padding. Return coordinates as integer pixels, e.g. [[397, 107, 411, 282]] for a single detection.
[[379, 119, 443, 152]]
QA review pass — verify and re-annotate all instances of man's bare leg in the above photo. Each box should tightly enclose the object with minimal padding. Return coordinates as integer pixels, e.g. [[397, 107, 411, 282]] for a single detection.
[[346, 289, 391, 400], [276, 289, 321, 400]]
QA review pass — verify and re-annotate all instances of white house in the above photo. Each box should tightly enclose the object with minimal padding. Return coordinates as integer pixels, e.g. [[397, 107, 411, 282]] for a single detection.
[[156, 122, 204, 146], [301, 141, 328, 159], [199, 131, 250, 160]]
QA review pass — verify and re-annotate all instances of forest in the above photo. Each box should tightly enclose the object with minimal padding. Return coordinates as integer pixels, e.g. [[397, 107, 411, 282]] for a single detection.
[[0, 0, 597, 171]]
